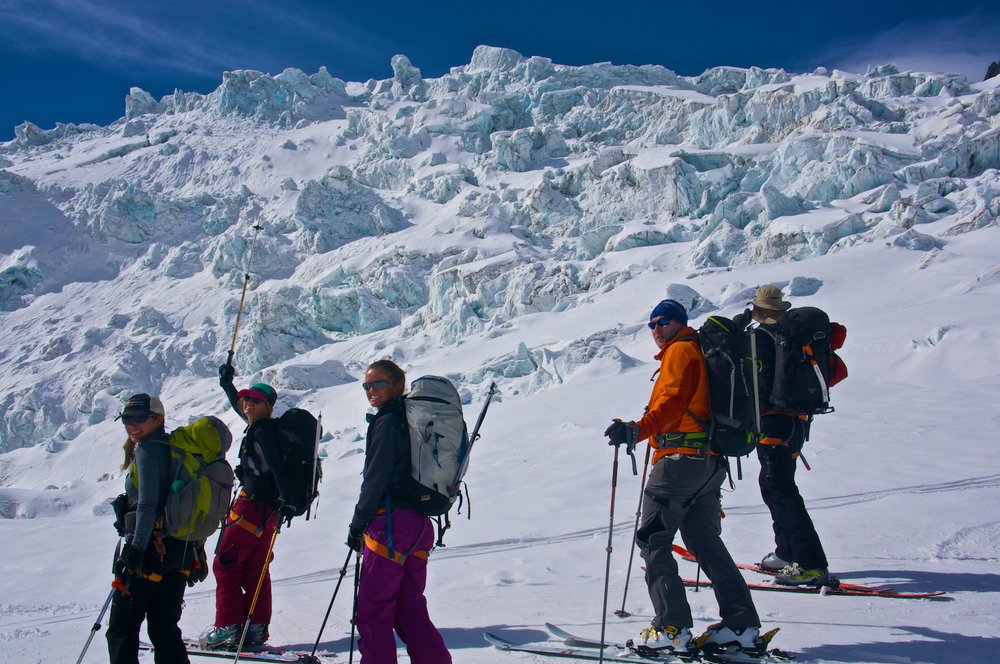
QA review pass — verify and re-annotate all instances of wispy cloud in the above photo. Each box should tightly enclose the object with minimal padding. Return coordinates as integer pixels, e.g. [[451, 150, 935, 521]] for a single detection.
[[814, 11, 999, 81], [0, 0, 389, 82]]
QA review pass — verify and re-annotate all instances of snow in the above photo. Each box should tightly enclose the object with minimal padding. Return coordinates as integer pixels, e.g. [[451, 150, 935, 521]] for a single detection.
[[1, 45, 1000, 664]]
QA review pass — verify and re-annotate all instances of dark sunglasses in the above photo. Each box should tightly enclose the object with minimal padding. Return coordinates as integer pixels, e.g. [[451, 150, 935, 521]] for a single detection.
[[121, 413, 152, 425], [647, 317, 673, 330], [362, 380, 391, 392]]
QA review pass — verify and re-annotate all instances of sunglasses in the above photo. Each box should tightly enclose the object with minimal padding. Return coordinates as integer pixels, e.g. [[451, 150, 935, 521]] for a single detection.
[[647, 317, 673, 330], [362, 380, 392, 392], [121, 413, 152, 425]]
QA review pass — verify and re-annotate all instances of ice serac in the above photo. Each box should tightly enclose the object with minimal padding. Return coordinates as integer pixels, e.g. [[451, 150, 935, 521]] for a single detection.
[[0, 46, 999, 454]]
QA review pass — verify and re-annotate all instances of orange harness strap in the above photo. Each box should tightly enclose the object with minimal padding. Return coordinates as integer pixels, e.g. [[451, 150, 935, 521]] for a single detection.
[[363, 533, 429, 564], [229, 510, 265, 537]]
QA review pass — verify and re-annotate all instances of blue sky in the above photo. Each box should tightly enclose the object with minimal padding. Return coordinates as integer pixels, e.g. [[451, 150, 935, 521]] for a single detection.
[[1, 0, 997, 141]]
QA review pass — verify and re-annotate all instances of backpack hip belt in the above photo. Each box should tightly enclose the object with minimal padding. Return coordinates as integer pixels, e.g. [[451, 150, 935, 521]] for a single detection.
[[653, 431, 710, 462]]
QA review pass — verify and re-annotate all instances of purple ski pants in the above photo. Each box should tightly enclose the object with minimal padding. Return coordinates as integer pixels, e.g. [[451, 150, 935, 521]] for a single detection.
[[356, 507, 451, 664]]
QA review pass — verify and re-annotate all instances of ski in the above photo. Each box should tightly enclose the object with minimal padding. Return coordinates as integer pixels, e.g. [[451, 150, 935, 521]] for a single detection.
[[673, 545, 898, 593], [139, 640, 335, 662], [673, 544, 948, 600], [488, 629, 790, 663], [485, 632, 686, 663], [545, 622, 629, 649], [543, 623, 791, 663], [682, 576, 948, 600]]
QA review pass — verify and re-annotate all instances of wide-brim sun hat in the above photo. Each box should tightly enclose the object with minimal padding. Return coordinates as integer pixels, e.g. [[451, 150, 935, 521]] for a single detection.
[[751, 284, 791, 311], [750, 284, 791, 324]]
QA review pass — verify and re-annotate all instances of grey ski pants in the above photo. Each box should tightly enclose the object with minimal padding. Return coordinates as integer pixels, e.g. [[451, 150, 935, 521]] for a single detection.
[[637, 455, 759, 630]]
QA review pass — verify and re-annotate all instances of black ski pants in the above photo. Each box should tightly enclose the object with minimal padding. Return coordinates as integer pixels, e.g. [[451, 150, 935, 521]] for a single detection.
[[107, 571, 190, 664], [757, 415, 828, 570], [636, 455, 759, 631]]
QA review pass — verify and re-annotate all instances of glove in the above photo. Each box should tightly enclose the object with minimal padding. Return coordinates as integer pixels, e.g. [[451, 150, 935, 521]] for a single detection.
[[219, 363, 236, 385], [116, 543, 146, 578], [346, 525, 364, 552], [187, 543, 210, 587], [605, 419, 638, 450], [279, 502, 298, 518], [111, 493, 130, 536], [732, 308, 752, 330]]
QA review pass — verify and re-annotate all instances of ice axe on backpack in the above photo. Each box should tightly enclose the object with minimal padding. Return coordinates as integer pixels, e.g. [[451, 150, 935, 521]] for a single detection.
[[433, 381, 499, 548], [225, 222, 264, 368]]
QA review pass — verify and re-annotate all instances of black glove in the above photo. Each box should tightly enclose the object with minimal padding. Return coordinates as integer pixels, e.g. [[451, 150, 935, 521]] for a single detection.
[[111, 493, 130, 536], [279, 502, 298, 518], [188, 543, 209, 587], [605, 419, 638, 451], [732, 308, 752, 330], [116, 542, 146, 578], [219, 363, 236, 385], [346, 525, 364, 552]]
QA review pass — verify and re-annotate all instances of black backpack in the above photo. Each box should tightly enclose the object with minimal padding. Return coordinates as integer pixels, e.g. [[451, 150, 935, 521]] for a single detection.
[[274, 408, 323, 521], [696, 315, 759, 458], [770, 307, 835, 415]]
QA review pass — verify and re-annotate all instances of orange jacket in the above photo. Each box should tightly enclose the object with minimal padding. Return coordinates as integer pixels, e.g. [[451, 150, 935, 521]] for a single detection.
[[635, 327, 711, 464]]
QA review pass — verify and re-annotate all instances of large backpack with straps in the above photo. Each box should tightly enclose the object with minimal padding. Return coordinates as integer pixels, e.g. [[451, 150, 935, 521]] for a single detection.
[[770, 306, 847, 415], [162, 416, 235, 542], [273, 407, 323, 521], [695, 315, 759, 458], [401, 376, 471, 518]]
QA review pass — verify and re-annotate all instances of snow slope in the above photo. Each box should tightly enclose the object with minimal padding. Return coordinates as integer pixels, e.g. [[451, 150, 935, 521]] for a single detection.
[[1, 46, 999, 663]]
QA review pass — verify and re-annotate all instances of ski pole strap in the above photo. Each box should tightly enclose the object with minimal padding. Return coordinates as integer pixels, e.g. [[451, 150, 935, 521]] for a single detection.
[[363, 533, 428, 564]]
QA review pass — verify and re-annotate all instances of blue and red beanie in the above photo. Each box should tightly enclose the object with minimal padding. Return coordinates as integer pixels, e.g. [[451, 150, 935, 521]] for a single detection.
[[649, 299, 688, 326]]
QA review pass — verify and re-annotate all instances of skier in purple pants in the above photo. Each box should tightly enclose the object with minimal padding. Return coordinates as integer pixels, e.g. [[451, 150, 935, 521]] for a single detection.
[[346, 359, 451, 664]]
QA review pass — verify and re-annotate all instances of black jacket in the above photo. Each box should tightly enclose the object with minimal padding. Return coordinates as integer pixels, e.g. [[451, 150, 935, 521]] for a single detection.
[[221, 374, 293, 508], [752, 324, 778, 414], [350, 397, 414, 531]]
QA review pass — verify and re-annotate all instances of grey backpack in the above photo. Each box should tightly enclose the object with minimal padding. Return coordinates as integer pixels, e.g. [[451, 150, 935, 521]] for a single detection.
[[401, 376, 470, 517]]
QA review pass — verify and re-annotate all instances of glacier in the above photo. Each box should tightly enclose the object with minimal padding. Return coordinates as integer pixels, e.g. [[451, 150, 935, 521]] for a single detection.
[[0, 44, 998, 458]]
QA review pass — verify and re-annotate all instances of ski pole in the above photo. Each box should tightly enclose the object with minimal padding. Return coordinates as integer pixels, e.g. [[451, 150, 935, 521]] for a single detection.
[[75, 588, 116, 664], [226, 222, 264, 368], [615, 443, 651, 618], [308, 547, 354, 660], [348, 550, 363, 664], [797, 451, 812, 470], [233, 519, 281, 663], [598, 443, 622, 663]]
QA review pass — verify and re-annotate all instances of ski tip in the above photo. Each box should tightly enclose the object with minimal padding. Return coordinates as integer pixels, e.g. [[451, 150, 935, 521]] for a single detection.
[[544, 622, 568, 637], [484, 632, 515, 649]]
